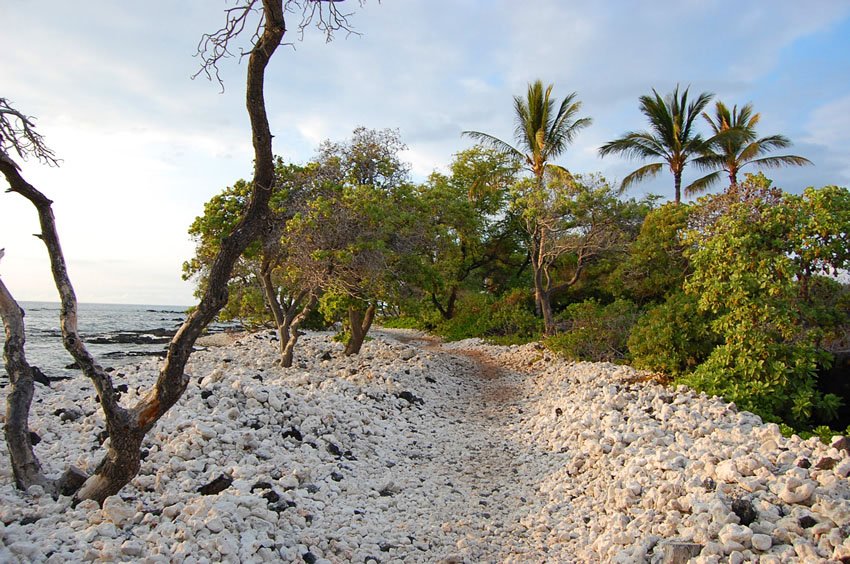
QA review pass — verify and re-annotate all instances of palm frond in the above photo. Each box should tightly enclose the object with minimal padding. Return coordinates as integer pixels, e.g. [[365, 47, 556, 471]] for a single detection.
[[744, 155, 813, 170], [621, 162, 663, 189], [685, 171, 723, 197], [462, 131, 524, 160]]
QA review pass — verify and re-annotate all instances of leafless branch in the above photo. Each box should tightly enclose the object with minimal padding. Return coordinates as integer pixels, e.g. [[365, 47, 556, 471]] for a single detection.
[[0, 98, 60, 167], [194, 0, 367, 91]]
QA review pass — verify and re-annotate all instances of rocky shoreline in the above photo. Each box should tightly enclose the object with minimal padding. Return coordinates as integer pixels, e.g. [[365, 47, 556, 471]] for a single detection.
[[1, 330, 849, 562]]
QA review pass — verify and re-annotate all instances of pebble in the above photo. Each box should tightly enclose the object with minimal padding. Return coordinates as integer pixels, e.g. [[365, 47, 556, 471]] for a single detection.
[[1, 330, 848, 562]]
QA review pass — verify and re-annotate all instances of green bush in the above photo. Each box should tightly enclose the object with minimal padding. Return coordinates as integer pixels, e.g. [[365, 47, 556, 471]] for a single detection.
[[629, 291, 718, 375], [545, 299, 638, 362], [681, 175, 848, 427], [433, 289, 541, 344]]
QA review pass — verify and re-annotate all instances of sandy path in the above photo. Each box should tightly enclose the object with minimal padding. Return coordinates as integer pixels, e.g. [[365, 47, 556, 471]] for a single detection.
[[373, 330, 553, 561]]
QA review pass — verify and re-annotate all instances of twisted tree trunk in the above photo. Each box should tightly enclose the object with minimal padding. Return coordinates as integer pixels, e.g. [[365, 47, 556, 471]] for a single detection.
[[75, 2, 287, 504], [0, 276, 49, 491], [344, 303, 376, 356]]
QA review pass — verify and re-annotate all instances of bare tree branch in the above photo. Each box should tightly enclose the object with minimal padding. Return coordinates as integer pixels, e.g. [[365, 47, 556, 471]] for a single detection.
[[0, 98, 60, 167], [194, 0, 366, 91]]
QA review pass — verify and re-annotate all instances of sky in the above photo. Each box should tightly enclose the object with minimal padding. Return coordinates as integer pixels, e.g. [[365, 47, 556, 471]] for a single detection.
[[1, 1, 849, 306]]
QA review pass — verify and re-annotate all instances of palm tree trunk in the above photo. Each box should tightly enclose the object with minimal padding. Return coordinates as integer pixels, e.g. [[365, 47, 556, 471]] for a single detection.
[[674, 171, 682, 204]]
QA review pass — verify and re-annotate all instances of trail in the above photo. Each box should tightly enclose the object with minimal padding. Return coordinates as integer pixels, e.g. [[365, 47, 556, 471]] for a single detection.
[[373, 330, 557, 562]]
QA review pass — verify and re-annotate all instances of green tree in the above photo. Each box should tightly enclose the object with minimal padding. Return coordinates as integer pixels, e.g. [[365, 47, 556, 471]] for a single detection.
[[416, 146, 520, 320], [599, 85, 714, 203], [512, 172, 647, 335], [694, 101, 812, 192], [609, 202, 691, 303], [682, 174, 850, 426], [462, 80, 592, 329]]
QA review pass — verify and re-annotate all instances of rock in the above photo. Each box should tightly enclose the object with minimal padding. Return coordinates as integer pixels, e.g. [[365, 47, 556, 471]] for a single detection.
[[830, 435, 850, 453], [656, 541, 702, 563], [777, 478, 815, 504], [102, 495, 134, 527], [814, 456, 838, 470], [731, 497, 758, 526], [718, 523, 753, 546], [283, 427, 303, 442], [751, 533, 772, 551], [396, 391, 423, 405], [834, 458, 850, 478], [197, 474, 233, 496], [716, 460, 741, 483], [120, 541, 144, 558], [798, 515, 817, 529]]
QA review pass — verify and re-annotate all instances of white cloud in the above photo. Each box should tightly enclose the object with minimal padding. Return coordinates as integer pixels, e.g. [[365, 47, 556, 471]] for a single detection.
[[2, 0, 848, 303]]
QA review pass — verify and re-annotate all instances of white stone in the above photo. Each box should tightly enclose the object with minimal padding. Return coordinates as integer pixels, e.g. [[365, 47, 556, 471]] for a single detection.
[[101, 495, 134, 527], [751, 533, 772, 551]]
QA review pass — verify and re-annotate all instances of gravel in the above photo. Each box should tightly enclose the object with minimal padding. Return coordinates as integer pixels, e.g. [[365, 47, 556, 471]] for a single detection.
[[1, 330, 848, 562]]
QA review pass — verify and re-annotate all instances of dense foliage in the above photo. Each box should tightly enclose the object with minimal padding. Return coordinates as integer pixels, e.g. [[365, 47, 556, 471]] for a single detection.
[[184, 81, 849, 437]]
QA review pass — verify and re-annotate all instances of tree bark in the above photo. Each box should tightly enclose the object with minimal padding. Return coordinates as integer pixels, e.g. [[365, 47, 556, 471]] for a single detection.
[[280, 294, 317, 368], [81, 1, 289, 504], [0, 158, 133, 502], [344, 303, 376, 356], [0, 278, 50, 491]]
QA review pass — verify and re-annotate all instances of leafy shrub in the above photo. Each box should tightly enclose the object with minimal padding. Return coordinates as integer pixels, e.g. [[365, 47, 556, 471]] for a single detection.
[[433, 289, 541, 343], [609, 202, 691, 304], [681, 175, 849, 427], [545, 299, 638, 362], [629, 291, 718, 375]]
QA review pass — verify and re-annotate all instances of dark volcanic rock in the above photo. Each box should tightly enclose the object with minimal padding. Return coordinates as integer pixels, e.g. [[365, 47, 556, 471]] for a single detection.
[[731, 497, 757, 526], [396, 391, 423, 405], [283, 427, 303, 442], [198, 474, 233, 496]]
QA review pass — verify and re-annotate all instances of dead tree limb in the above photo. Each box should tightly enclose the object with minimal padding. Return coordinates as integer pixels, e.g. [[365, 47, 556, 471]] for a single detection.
[[0, 270, 50, 491]]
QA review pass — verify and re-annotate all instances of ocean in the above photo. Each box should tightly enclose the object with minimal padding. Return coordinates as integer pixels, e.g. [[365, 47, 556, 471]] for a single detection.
[[0, 302, 232, 380]]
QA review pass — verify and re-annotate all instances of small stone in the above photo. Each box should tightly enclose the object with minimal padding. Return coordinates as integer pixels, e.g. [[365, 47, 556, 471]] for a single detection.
[[206, 518, 224, 533], [814, 457, 838, 470], [751, 533, 772, 551], [716, 460, 741, 483], [120, 541, 143, 557], [102, 495, 134, 527], [834, 458, 850, 478], [731, 497, 758, 526], [197, 473, 233, 495], [778, 479, 815, 504], [719, 523, 753, 546]]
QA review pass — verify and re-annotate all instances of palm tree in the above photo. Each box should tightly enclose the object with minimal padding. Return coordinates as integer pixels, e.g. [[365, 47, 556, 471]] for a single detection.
[[463, 79, 592, 186], [462, 80, 592, 335], [691, 101, 812, 193], [599, 85, 713, 203]]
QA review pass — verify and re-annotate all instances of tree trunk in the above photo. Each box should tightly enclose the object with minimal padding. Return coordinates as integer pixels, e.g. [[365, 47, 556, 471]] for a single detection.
[[0, 278, 50, 491], [539, 289, 556, 337], [344, 303, 376, 356], [259, 257, 287, 357], [280, 294, 317, 368], [674, 171, 682, 204], [85, 2, 288, 504]]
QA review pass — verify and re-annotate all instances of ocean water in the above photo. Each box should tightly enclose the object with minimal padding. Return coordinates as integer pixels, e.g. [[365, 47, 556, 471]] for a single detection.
[[1, 302, 224, 380]]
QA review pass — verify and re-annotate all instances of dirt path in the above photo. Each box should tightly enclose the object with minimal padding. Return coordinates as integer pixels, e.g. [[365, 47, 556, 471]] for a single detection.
[[373, 330, 555, 561]]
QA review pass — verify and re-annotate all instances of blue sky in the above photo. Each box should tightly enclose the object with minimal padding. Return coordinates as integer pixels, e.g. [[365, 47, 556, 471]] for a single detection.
[[1, 1, 849, 305]]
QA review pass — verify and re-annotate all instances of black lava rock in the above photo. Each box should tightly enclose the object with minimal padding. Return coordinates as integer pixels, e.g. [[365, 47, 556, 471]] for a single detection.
[[396, 391, 423, 405], [799, 515, 817, 529], [326, 442, 342, 457], [198, 474, 233, 496], [731, 497, 758, 526], [283, 427, 303, 441]]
